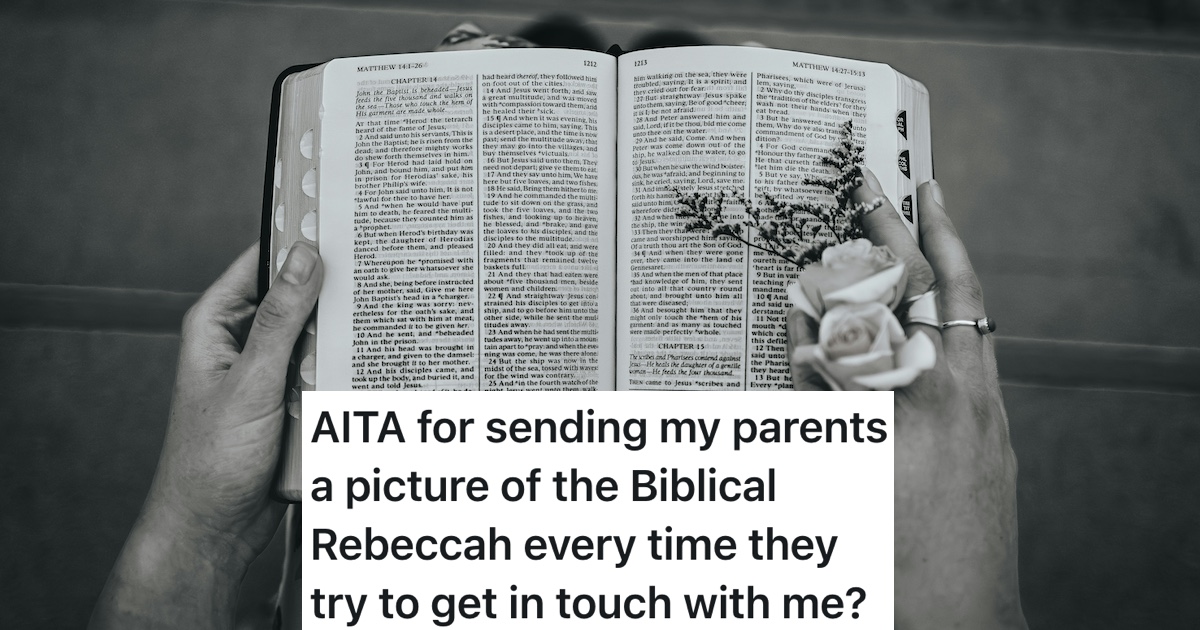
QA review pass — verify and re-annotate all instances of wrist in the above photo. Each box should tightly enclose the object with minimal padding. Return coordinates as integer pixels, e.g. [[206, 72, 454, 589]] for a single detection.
[[89, 502, 250, 630], [139, 498, 257, 579]]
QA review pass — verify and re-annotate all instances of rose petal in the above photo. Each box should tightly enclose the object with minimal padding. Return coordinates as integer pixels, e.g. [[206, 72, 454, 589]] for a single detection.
[[869, 320, 894, 355], [897, 329, 938, 371], [851, 366, 923, 390], [821, 238, 875, 266], [821, 240, 899, 274], [832, 349, 894, 371], [827, 321, 876, 359], [814, 346, 895, 391], [852, 333, 937, 390], [822, 262, 907, 311], [882, 307, 906, 338], [879, 307, 908, 354], [805, 351, 849, 391], [792, 242, 906, 318], [806, 260, 879, 293], [798, 320, 938, 391], [820, 305, 882, 359], [801, 278, 828, 317], [787, 280, 822, 320], [799, 345, 882, 391], [797, 299, 938, 391], [819, 302, 898, 360]]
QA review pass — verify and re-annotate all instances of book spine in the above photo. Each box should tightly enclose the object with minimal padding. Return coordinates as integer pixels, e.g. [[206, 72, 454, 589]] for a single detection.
[[263, 64, 321, 503]]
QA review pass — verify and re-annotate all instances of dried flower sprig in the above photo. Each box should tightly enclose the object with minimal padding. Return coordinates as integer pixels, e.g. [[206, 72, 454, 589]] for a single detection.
[[673, 119, 878, 271]]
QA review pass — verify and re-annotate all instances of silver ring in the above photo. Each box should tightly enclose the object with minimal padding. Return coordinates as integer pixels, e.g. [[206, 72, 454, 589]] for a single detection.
[[941, 317, 996, 335], [899, 289, 940, 328], [902, 289, 936, 305]]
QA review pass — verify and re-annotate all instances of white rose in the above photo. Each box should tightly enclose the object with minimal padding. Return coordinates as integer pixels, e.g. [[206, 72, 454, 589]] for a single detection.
[[786, 239, 907, 320], [793, 302, 937, 391]]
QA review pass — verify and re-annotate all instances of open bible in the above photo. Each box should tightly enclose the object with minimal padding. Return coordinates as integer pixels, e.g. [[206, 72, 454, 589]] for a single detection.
[[264, 45, 930, 498]]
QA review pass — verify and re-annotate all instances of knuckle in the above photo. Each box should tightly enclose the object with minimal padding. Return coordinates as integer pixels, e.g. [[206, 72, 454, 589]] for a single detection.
[[904, 256, 937, 293], [255, 292, 294, 331], [900, 359, 954, 404], [862, 211, 902, 240], [942, 269, 985, 309]]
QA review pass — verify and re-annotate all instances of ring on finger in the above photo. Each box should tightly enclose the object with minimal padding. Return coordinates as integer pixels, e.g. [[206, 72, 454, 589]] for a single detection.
[[941, 317, 997, 335], [899, 289, 940, 328]]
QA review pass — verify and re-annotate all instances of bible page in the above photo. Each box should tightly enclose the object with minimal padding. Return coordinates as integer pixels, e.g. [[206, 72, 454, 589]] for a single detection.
[[317, 49, 617, 390], [617, 46, 902, 391]]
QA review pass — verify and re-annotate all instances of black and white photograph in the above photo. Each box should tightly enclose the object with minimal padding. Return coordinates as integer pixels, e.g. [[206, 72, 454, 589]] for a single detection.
[[2, 0, 1199, 628]]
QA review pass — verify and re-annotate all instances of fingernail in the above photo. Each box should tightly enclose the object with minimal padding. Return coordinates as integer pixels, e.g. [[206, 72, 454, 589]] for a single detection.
[[928, 179, 945, 207], [860, 167, 885, 196], [453, 21, 485, 35], [281, 243, 317, 285]]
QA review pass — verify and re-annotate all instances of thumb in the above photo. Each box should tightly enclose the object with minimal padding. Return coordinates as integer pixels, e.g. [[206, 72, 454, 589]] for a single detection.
[[237, 242, 322, 394]]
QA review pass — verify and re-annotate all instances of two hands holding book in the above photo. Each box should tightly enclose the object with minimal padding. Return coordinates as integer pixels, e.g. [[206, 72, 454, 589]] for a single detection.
[[90, 171, 1027, 629]]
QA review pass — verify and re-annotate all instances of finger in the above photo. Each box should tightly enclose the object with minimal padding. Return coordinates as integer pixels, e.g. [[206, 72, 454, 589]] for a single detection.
[[916, 180, 991, 370], [180, 243, 262, 373], [785, 307, 827, 390], [434, 22, 536, 51], [917, 179, 984, 316], [435, 21, 487, 51], [855, 167, 937, 300], [854, 167, 943, 359], [236, 242, 323, 396]]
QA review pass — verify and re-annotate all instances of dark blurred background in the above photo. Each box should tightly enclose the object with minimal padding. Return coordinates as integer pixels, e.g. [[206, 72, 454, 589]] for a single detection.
[[2, 0, 1199, 627]]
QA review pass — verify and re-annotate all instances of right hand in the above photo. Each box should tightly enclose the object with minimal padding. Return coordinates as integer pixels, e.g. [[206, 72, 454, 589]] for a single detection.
[[787, 170, 1027, 629], [90, 242, 323, 630]]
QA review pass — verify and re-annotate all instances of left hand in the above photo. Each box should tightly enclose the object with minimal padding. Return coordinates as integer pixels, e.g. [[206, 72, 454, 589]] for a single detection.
[[787, 171, 1026, 628], [90, 242, 322, 629]]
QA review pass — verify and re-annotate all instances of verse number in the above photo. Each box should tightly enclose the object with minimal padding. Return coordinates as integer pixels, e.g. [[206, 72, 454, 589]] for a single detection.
[[633, 59, 648, 67], [584, 60, 597, 67]]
